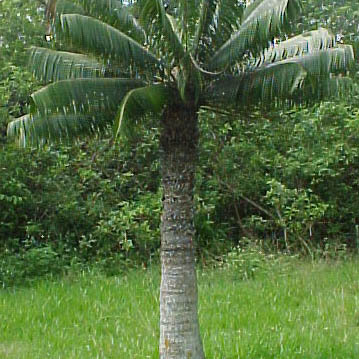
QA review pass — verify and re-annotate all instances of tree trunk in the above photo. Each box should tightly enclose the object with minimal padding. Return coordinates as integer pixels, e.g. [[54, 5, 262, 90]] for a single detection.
[[159, 105, 205, 359]]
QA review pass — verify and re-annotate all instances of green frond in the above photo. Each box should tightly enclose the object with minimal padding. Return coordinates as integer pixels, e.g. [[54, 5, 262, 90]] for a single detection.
[[29, 47, 106, 83], [204, 62, 307, 106], [287, 46, 355, 77], [241, 0, 300, 26], [114, 84, 173, 138], [49, 0, 145, 43], [209, 0, 301, 70], [60, 14, 160, 70], [192, 0, 214, 56], [7, 77, 146, 147], [305, 76, 354, 100], [30, 78, 145, 117], [140, 0, 185, 62], [205, 43, 355, 107], [176, 56, 202, 105], [7, 112, 109, 147], [47, 0, 85, 32], [192, 0, 245, 59], [176, 0, 201, 48], [75, 0, 146, 42], [257, 28, 335, 65], [54, 0, 85, 17]]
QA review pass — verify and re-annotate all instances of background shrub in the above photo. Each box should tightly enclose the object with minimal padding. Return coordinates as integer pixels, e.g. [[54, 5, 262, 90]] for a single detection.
[[1, 0, 359, 285]]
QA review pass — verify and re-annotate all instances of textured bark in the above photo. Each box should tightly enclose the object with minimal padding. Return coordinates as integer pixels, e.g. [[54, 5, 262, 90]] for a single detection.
[[159, 105, 205, 359]]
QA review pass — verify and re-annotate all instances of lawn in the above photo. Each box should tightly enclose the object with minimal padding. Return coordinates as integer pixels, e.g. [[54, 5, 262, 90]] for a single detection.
[[1, 257, 359, 358]]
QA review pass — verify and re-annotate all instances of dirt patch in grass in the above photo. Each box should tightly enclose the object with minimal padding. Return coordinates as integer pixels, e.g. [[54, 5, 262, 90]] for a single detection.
[[0, 342, 29, 358]]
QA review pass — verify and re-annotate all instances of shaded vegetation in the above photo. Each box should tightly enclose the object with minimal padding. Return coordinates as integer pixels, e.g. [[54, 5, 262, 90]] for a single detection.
[[0, 0, 359, 285]]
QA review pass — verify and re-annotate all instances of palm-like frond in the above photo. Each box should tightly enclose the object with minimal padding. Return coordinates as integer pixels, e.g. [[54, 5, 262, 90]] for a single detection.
[[30, 78, 144, 117], [209, 0, 301, 70], [29, 47, 106, 83], [192, 0, 215, 57], [8, 77, 146, 146], [241, 0, 300, 27], [176, 0, 203, 48], [75, 0, 146, 42], [304, 76, 354, 100], [114, 84, 173, 137], [205, 45, 355, 106], [205, 62, 307, 105], [8, 0, 356, 148], [54, 0, 85, 16], [46, 0, 85, 19], [257, 28, 335, 65], [47, 0, 85, 31], [48, 0, 145, 42], [192, 0, 245, 59], [60, 14, 160, 70], [7, 112, 110, 147], [287, 46, 355, 76], [140, 0, 185, 62]]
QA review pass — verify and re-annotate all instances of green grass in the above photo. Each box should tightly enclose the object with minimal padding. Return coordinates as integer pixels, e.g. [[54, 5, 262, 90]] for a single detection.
[[1, 258, 359, 358]]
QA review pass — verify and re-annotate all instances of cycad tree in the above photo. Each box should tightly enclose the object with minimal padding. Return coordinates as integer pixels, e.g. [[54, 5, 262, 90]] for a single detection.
[[8, 0, 354, 358]]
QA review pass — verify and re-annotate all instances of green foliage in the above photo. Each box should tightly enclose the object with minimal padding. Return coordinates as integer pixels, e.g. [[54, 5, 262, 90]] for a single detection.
[[4, 96, 359, 275], [0, 0, 45, 66], [8, 0, 354, 144], [197, 98, 359, 252], [1, 0, 359, 283], [0, 245, 63, 287], [215, 242, 273, 280], [263, 179, 328, 251], [28, 47, 106, 83], [299, 0, 359, 55], [0, 0, 45, 143], [0, 122, 161, 271], [0, 65, 41, 141], [208, 0, 302, 69], [91, 192, 161, 261]]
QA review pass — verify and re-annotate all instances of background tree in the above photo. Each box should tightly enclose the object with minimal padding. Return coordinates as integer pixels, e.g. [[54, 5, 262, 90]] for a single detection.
[[0, 0, 45, 139], [7, 0, 354, 358]]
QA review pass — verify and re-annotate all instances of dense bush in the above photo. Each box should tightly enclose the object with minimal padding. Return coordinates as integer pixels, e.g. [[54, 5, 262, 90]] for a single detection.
[[0, 129, 160, 248], [197, 100, 359, 253], [2, 98, 359, 283], [1, 0, 359, 285]]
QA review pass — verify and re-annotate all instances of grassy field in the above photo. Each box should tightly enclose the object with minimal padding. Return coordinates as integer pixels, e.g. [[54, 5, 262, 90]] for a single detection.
[[1, 257, 359, 358]]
